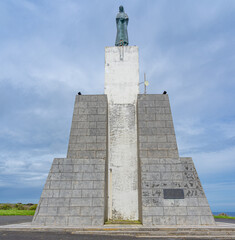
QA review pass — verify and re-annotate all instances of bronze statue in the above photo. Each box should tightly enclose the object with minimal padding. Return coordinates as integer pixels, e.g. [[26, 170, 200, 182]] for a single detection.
[[115, 6, 129, 46]]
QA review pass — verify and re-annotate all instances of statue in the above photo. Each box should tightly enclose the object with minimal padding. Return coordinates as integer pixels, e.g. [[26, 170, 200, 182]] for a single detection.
[[115, 6, 129, 46]]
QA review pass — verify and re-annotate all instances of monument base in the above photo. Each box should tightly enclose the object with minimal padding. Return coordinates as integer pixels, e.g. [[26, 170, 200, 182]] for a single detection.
[[33, 93, 215, 226]]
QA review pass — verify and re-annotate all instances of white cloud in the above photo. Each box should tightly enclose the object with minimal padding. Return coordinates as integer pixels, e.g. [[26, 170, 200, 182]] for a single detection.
[[192, 146, 235, 175]]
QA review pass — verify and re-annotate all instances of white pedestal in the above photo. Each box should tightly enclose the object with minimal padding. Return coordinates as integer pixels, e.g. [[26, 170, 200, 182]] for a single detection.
[[105, 46, 139, 220]]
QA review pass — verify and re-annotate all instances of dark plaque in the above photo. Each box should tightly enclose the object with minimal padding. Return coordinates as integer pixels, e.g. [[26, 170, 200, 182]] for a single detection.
[[163, 189, 184, 199]]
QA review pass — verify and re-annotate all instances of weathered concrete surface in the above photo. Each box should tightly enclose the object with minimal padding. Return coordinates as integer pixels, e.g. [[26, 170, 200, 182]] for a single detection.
[[137, 94, 215, 225], [105, 46, 139, 220], [33, 95, 108, 226]]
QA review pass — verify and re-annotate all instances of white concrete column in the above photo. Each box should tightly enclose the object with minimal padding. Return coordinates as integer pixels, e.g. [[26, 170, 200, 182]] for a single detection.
[[105, 46, 139, 220]]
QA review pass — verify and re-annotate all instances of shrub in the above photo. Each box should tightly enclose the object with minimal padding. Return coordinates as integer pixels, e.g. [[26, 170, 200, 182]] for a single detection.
[[29, 204, 37, 210], [219, 213, 228, 216], [0, 204, 12, 210], [16, 204, 25, 210]]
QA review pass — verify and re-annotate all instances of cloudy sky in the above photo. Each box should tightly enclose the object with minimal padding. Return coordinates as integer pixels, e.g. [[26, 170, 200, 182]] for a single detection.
[[0, 0, 234, 212]]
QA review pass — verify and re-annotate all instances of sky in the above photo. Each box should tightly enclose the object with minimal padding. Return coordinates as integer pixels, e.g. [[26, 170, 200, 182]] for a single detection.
[[0, 0, 234, 212]]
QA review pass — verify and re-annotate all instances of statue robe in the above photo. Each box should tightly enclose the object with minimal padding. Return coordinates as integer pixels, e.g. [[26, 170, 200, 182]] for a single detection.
[[115, 12, 129, 46]]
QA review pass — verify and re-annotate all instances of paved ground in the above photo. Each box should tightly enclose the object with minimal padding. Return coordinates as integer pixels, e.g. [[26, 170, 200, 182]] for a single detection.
[[215, 218, 235, 224], [1, 216, 234, 226], [0, 216, 235, 239], [0, 216, 33, 226], [1, 231, 234, 240]]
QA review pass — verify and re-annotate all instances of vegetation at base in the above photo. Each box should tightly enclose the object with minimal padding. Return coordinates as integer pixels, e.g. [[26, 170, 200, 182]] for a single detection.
[[0, 203, 37, 215], [105, 219, 142, 224], [214, 213, 235, 219], [0, 209, 35, 216], [214, 215, 235, 219]]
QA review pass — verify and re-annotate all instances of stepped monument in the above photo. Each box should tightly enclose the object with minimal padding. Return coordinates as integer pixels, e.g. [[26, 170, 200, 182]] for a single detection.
[[33, 6, 215, 226]]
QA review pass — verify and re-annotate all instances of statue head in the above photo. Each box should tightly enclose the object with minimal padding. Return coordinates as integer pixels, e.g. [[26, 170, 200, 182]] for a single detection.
[[119, 5, 124, 12]]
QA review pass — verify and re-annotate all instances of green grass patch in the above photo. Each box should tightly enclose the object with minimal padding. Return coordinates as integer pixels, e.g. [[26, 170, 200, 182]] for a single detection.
[[105, 219, 142, 224], [214, 215, 235, 219], [0, 208, 35, 216]]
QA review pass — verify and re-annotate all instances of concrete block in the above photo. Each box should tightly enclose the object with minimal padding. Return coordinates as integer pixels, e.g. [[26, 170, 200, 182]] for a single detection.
[[94, 164, 105, 172], [81, 207, 104, 216], [88, 128, 106, 136], [168, 150, 179, 158], [138, 113, 155, 121], [158, 143, 177, 150], [148, 135, 167, 143], [96, 151, 106, 158], [93, 181, 105, 189], [187, 207, 212, 216], [74, 165, 94, 172], [59, 164, 73, 172], [147, 121, 165, 128], [39, 198, 48, 206], [155, 114, 172, 121], [139, 136, 147, 142], [146, 108, 165, 114], [171, 173, 183, 181], [70, 198, 92, 207], [82, 173, 104, 181], [96, 136, 106, 143], [92, 217, 104, 226], [176, 216, 201, 225], [92, 198, 104, 206], [37, 206, 58, 215], [59, 190, 73, 197], [138, 121, 147, 127], [97, 108, 106, 114], [164, 207, 187, 216], [198, 198, 209, 206], [164, 108, 171, 114], [142, 172, 161, 181], [142, 216, 153, 225], [68, 216, 92, 226], [154, 101, 169, 107], [140, 142, 158, 150], [76, 151, 96, 159], [76, 115, 88, 122], [143, 207, 163, 216], [167, 135, 177, 143], [138, 100, 155, 108], [200, 216, 215, 225], [140, 150, 147, 158], [96, 122, 106, 128], [82, 189, 104, 198], [148, 150, 168, 158], [171, 164, 183, 171], [185, 198, 199, 206], [88, 115, 106, 122], [153, 216, 176, 225], [163, 199, 175, 206], [48, 198, 70, 207], [76, 136, 96, 143], [60, 173, 82, 181], [72, 181, 93, 189]]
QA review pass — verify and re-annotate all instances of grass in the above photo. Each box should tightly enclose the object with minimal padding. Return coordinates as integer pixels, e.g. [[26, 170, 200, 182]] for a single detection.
[[105, 219, 142, 224], [214, 215, 235, 219], [0, 208, 35, 216]]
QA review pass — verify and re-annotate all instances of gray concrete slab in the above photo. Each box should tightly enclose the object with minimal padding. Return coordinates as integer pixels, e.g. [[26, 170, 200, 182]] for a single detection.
[[0, 216, 33, 226], [215, 218, 235, 224]]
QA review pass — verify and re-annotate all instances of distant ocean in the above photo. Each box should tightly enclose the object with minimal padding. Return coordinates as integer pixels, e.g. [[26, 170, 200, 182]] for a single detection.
[[213, 212, 235, 217]]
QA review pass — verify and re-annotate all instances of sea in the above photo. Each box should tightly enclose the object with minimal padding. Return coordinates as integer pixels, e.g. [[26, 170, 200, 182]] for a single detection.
[[213, 212, 235, 217]]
